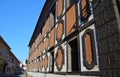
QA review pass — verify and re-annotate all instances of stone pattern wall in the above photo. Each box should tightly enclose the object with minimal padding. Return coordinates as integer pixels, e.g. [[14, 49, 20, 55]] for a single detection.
[[93, 0, 120, 77]]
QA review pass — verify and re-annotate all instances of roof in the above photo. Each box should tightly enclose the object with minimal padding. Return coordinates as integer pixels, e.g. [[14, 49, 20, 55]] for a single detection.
[[0, 36, 20, 64], [28, 0, 56, 47], [0, 35, 11, 50]]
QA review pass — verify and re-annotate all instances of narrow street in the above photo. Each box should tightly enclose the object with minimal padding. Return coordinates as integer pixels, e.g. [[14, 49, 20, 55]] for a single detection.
[[4, 73, 27, 77], [18, 73, 27, 77], [9, 74, 25, 77]]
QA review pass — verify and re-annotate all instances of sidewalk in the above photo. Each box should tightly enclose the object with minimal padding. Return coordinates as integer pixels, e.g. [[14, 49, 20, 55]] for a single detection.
[[27, 74, 33, 77], [26, 73, 33, 77]]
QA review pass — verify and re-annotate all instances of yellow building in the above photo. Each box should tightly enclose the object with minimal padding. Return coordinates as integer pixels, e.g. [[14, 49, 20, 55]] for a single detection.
[[0, 36, 20, 76], [0, 36, 10, 74]]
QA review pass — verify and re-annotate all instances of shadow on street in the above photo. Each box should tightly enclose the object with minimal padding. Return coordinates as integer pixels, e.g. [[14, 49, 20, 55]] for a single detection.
[[0, 73, 26, 77]]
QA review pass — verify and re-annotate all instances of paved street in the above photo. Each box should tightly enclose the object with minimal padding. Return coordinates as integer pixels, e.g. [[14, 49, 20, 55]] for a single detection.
[[18, 73, 27, 77], [8, 74, 24, 77], [4, 73, 27, 77]]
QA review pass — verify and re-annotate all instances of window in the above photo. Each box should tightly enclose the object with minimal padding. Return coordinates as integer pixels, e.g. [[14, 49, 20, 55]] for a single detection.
[[12, 58, 14, 62], [50, 4, 56, 28], [80, 0, 91, 22]]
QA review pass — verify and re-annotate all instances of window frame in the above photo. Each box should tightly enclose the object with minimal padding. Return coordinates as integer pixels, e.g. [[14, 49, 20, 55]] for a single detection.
[[79, 0, 93, 26], [80, 0, 91, 22], [82, 29, 97, 70], [66, 0, 77, 9], [50, 4, 56, 29], [116, 0, 120, 14]]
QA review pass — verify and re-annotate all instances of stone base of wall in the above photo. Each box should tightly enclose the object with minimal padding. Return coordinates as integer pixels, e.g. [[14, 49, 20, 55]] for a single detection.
[[27, 72, 99, 77]]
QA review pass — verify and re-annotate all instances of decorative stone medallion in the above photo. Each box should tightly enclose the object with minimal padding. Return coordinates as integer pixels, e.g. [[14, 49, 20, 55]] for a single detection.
[[56, 46, 64, 71]]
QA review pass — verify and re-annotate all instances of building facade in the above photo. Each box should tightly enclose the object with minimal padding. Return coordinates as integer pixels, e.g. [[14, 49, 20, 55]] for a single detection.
[[5, 50, 20, 75], [28, 0, 120, 77], [0, 36, 20, 76], [0, 36, 10, 75]]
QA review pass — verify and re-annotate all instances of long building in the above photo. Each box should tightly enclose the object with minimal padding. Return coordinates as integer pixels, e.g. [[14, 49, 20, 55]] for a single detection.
[[28, 0, 120, 77]]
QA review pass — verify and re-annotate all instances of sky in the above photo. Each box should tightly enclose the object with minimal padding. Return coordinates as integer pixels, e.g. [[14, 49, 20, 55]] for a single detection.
[[0, 0, 46, 63]]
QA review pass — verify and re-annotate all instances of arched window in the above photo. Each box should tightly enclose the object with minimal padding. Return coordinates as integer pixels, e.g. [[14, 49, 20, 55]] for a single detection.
[[80, 0, 91, 22]]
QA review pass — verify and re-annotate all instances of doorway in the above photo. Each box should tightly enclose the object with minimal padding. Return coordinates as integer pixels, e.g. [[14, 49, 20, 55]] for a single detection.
[[68, 38, 79, 72]]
